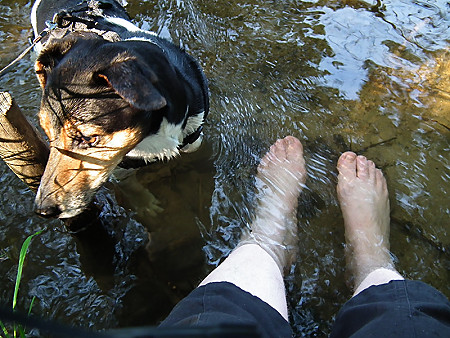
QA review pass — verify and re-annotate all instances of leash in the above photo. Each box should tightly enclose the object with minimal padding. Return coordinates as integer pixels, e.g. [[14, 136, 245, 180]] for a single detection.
[[0, 20, 57, 79], [0, 1, 116, 79]]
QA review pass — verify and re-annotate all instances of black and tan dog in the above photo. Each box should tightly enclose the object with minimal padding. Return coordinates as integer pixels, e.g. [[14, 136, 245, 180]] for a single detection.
[[30, 0, 209, 219]]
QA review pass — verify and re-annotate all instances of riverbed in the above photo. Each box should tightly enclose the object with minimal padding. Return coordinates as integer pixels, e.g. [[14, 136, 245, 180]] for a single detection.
[[0, 0, 448, 336]]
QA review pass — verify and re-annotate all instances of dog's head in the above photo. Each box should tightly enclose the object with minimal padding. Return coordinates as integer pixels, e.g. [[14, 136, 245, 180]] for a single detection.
[[34, 34, 182, 218]]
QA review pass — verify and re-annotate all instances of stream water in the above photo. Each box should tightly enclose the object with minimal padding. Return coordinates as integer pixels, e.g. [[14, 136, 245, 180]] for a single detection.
[[0, 0, 448, 336]]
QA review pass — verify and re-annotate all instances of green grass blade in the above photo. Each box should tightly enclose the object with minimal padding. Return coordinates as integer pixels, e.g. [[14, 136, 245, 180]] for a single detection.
[[27, 297, 36, 316], [17, 326, 26, 338], [0, 320, 10, 338], [12, 230, 44, 311]]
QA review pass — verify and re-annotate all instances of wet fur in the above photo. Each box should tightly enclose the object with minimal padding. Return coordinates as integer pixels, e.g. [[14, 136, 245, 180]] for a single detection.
[[32, 0, 209, 218]]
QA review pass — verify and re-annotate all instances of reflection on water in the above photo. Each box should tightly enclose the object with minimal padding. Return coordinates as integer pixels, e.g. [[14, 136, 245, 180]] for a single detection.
[[0, 0, 448, 336]]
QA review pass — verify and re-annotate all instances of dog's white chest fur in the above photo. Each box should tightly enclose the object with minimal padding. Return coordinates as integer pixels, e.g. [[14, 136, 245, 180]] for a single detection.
[[127, 118, 182, 162], [126, 112, 204, 162]]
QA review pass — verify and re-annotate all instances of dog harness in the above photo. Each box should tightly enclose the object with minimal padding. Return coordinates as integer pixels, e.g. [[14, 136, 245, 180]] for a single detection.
[[42, 1, 124, 44]]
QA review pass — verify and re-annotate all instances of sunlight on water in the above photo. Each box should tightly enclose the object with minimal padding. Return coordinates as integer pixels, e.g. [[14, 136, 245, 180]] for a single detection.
[[0, 0, 448, 336]]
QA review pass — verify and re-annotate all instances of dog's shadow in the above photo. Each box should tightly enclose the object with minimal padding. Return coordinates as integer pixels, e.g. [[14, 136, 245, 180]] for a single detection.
[[66, 142, 215, 325]]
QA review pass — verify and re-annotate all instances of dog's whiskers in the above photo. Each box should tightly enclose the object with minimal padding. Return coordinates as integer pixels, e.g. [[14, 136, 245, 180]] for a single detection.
[[54, 146, 120, 166]]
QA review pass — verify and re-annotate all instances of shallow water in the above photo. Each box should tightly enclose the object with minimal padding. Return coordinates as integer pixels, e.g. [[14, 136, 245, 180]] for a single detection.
[[0, 0, 448, 336]]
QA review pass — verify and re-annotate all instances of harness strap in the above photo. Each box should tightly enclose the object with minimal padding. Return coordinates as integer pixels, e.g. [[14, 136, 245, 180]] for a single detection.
[[180, 125, 203, 149], [1, 1, 132, 77], [53, 11, 97, 30], [46, 0, 124, 43], [0, 21, 57, 78]]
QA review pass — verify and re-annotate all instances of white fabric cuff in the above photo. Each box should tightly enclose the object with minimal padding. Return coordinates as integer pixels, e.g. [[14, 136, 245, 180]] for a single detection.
[[353, 268, 404, 297]]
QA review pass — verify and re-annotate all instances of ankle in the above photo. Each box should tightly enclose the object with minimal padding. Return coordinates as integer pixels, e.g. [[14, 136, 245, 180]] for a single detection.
[[353, 267, 404, 296], [347, 247, 395, 289], [239, 223, 298, 275]]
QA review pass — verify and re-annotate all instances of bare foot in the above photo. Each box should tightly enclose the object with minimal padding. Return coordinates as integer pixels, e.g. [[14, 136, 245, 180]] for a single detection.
[[241, 136, 307, 274], [337, 152, 394, 289]]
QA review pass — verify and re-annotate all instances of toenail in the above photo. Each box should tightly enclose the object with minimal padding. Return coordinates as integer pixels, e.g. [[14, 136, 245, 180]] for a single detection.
[[286, 136, 296, 144], [342, 152, 356, 161]]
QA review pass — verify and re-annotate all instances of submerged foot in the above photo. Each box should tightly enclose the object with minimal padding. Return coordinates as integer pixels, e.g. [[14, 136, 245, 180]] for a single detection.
[[241, 136, 307, 274], [337, 152, 394, 289]]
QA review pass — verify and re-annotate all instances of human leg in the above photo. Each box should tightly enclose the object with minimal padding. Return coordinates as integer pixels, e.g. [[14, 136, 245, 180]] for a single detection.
[[336, 152, 403, 295], [331, 152, 450, 337], [199, 136, 307, 320], [160, 136, 306, 337]]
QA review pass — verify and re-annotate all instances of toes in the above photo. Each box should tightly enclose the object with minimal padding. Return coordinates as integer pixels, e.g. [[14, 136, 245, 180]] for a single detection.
[[356, 155, 369, 179], [285, 135, 302, 149], [261, 141, 283, 168], [270, 138, 288, 162], [375, 168, 387, 189], [262, 136, 303, 167], [367, 160, 377, 181], [258, 136, 306, 190], [285, 136, 303, 159], [337, 152, 357, 179]]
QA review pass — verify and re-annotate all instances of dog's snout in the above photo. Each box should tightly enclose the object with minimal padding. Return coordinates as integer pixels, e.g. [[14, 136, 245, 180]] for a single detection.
[[35, 205, 62, 218]]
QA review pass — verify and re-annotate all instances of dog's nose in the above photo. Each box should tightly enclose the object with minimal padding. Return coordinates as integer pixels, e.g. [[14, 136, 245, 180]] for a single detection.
[[35, 205, 62, 218]]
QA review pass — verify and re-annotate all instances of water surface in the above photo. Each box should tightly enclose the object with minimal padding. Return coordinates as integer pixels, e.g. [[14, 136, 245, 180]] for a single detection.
[[0, 0, 448, 336]]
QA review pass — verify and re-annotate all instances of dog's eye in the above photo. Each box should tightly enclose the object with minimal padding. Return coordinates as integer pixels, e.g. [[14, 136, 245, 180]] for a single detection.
[[93, 73, 110, 87], [76, 135, 100, 149], [83, 135, 99, 147]]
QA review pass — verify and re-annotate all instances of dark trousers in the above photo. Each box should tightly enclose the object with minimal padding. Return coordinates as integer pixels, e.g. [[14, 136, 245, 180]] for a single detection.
[[160, 280, 450, 337]]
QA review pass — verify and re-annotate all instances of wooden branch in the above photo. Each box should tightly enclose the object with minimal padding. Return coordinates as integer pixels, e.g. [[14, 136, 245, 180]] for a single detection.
[[0, 92, 101, 232], [0, 92, 49, 192]]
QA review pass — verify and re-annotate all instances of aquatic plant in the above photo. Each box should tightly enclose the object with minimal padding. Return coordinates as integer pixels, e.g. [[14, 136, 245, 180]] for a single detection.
[[0, 229, 44, 338]]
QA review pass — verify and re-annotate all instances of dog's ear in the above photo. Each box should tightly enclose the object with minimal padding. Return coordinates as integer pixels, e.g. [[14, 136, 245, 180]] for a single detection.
[[35, 38, 77, 88], [96, 57, 167, 111]]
